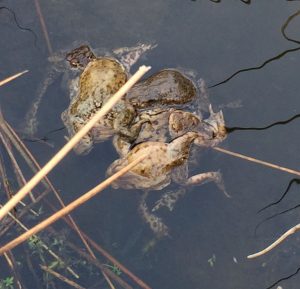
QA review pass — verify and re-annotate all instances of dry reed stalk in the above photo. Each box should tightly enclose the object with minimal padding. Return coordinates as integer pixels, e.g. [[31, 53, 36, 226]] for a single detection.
[[0, 202, 79, 278], [3, 252, 13, 268], [48, 207, 142, 289], [0, 153, 147, 255], [101, 270, 116, 289], [56, 231, 134, 289], [0, 190, 49, 238], [101, 267, 133, 289], [247, 223, 300, 259], [79, 231, 152, 289], [0, 70, 28, 87], [40, 265, 85, 289], [0, 112, 96, 259], [0, 130, 35, 201], [4, 251, 24, 289], [214, 147, 300, 259], [2, 117, 96, 259], [214, 147, 300, 177], [33, 0, 53, 55], [0, 65, 150, 222]]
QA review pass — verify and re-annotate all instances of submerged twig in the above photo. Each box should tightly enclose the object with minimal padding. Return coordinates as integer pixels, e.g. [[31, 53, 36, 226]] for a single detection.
[[33, 0, 53, 54], [51, 207, 147, 289], [214, 147, 300, 258], [0, 111, 96, 259], [101, 270, 116, 289], [0, 189, 48, 238], [40, 265, 85, 289], [247, 223, 300, 259], [0, 130, 35, 201], [58, 233, 134, 289], [0, 65, 150, 222], [4, 251, 24, 289], [0, 202, 79, 278], [81, 231, 152, 289], [0, 153, 147, 254]]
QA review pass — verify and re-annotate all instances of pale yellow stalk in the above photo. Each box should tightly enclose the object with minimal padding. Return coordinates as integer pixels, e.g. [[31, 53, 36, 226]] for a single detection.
[[0, 65, 150, 222], [0, 153, 146, 255], [0, 70, 28, 87]]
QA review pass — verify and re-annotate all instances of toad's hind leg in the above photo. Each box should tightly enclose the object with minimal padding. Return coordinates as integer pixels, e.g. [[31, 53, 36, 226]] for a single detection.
[[185, 171, 230, 198], [153, 171, 230, 212], [152, 188, 186, 212], [138, 191, 169, 239], [151, 164, 188, 212]]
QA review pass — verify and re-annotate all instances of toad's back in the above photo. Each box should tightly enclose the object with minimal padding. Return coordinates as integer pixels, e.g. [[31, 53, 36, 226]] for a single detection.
[[70, 58, 127, 115]]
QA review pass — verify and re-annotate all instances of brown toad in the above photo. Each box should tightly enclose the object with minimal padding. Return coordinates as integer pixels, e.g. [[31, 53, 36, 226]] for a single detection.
[[61, 44, 203, 155], [107, 122, 228, 238], [61, 44, 155, 155], [113, 104, 226, 157]]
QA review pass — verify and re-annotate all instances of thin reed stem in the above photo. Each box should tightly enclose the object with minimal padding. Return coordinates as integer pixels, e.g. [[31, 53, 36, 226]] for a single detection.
[[49, 206, 147, 289], [40, 265, 85, 289], [0, 65, 150, 222], [0, 112, 96, 258], [0, 153, 146, 255], [0, 70, 28, 87], [33, 0, 53, 55], [214, 147, 300, 177]]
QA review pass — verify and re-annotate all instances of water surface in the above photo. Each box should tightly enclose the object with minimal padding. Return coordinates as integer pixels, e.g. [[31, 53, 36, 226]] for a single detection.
[[1, 1, 300, 288]]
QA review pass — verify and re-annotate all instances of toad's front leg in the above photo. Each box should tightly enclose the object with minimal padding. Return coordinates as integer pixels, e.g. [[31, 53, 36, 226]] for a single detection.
[[114, 110, 150, 142]]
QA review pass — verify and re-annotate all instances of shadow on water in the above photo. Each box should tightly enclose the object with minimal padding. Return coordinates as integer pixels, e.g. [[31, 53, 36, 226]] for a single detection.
[[209, 9, 300, 88], [205, 0, 300, 3], [226, 112, 300, 133], [0, 6, 37, 45], [254, 178, 300, 237], [209, 0, 251, 3], [21, 126, 65, 147]]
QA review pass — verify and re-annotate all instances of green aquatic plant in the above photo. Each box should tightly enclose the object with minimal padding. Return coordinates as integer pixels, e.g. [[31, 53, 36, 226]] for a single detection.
[[104, 263, 122, 276], [0, 277, 14, 289]]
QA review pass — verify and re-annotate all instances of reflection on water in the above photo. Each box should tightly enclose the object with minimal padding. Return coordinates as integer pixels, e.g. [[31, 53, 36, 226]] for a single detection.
[[227, 112, 300, 133], [210, 9, 300, 88], [0, 6, 37, 44], [1, 0, 300, 288], [208, 0, 251, 4]]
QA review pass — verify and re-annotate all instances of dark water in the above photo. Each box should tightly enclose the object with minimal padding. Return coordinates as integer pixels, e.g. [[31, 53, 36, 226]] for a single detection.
[[1, 1, 300, 288]]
